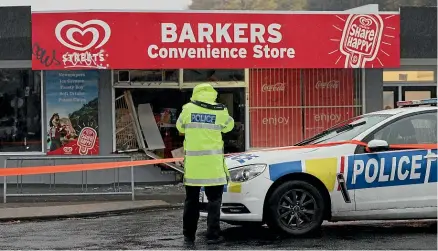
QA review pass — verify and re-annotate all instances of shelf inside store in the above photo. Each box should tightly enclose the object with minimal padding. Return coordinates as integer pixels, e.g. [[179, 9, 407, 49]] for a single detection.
[[158, 122, 176, 128]]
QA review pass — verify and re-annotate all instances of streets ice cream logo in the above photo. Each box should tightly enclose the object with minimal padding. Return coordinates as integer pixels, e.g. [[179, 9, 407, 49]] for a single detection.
[[63, 146, 73, 154], [330, 14, 396, 68], [55, 20, 111, 69]]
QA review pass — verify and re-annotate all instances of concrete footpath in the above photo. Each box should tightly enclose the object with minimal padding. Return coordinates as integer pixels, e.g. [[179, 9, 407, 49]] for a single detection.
[[0, 184, 185, 221]]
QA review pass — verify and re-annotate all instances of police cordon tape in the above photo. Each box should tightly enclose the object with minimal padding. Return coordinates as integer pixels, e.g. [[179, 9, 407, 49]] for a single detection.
[[0, 140, 436, 177]]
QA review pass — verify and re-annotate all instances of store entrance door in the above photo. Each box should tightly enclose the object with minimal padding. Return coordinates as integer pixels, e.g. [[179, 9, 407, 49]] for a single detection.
[[383, 86, 437, 109]]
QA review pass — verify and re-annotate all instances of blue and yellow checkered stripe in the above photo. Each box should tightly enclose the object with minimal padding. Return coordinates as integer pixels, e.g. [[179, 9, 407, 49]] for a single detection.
[[269, 157, 339, 192], [200, 157, 339, 194]]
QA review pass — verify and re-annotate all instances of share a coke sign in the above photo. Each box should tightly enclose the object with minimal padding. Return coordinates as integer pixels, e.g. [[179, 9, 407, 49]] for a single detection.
[[31, 12, 400, 70]]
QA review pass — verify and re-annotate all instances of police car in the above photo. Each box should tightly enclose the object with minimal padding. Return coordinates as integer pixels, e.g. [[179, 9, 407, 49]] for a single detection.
[[199, 98, 438, 236]]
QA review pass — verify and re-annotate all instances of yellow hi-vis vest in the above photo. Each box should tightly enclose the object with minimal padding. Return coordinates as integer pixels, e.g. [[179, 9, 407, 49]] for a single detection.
[[176, 84, 234, 186]]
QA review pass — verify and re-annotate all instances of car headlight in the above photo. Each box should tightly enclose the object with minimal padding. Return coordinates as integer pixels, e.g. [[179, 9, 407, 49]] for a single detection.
[[229, 164, 267, 183]]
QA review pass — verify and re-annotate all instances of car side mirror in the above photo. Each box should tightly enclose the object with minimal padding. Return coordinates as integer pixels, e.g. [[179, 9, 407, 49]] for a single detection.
[[367, 139, 390, 152]]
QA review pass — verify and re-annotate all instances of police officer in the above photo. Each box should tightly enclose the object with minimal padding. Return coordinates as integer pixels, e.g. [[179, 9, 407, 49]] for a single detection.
[[176, 83, 234, 244]]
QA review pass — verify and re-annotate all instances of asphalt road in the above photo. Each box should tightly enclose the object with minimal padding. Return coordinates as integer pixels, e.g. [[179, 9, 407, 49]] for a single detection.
[[0, 209, 436, 250]]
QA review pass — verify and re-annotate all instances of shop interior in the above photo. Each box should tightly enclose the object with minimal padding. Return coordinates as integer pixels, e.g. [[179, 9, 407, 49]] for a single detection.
[[114, 87, 246, 167], [382, 69, 437, 109]]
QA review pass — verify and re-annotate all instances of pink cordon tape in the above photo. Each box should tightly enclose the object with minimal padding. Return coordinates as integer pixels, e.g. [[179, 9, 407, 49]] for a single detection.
[[0, 141, 435, 177]]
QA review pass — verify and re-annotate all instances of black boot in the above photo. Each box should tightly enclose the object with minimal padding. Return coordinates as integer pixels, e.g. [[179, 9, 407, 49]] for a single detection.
[[206, 236, 224, 244]]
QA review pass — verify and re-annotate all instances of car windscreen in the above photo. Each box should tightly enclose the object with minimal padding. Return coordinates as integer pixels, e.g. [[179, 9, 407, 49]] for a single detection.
[[295, 114, 392, 146]]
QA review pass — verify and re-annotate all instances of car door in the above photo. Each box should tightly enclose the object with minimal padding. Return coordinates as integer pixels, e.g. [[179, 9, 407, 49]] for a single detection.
[[349, 110, 437, 211]]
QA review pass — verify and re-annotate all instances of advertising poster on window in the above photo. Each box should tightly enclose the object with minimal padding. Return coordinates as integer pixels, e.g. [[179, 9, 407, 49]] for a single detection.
[[249, 69, 301, 107], [304, 107, 356, 139], [250, 108, 303, 148], [249, 69, 303, 148], [302, 69, 355, 106], [302, 69, 356, 138], [45, 70, 99, 155]]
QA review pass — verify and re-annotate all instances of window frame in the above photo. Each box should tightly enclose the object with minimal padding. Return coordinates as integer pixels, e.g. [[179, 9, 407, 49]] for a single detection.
[[383, 70, 436, 83], [0, 69, 45, 155], [113, 69, 248, 89], [113, 69, 180, 89], [180, 69, 246, 89], [355, 110, 438, 154]]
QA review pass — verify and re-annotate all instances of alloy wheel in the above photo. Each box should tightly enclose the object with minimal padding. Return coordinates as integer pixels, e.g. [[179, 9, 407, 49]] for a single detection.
[[276, 188, 317, 229]]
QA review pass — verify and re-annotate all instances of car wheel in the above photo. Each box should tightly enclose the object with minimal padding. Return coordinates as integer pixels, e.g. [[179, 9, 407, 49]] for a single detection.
[[266, 180, 325, 236]]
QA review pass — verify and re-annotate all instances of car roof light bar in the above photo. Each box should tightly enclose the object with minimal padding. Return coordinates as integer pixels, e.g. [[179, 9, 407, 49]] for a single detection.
[[396, 98, 438, 107]]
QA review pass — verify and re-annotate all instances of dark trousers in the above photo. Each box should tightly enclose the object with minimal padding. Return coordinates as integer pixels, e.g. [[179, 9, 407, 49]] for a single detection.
[[183, 185, 224, 239]]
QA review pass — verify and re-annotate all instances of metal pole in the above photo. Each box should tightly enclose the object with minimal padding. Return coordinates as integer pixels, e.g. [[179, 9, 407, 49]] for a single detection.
[[3, 159, 7, 203], [244, 68, 250, 151], [130, 165, 135, 201]]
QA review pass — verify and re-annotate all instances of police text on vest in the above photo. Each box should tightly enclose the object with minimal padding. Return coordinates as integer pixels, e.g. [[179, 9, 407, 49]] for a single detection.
[[191, 113, 217, 124]]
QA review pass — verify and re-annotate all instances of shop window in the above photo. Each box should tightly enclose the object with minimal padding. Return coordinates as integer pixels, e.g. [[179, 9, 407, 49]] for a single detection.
[[0, 69, 42, 152], [383, 91, 395, 109], [248, 68, 363, 148], [383, 70, 435, 82], [115, 70, 179, 82], [183, 69, 244, 82], [114, 87, 246, 162]]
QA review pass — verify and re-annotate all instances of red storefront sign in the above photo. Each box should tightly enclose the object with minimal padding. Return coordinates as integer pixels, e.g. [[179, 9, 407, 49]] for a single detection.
[[31, 12, 400, 70]]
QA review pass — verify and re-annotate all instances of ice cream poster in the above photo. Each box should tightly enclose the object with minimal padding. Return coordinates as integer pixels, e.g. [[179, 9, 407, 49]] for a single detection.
[[44, 70, 99, 155]]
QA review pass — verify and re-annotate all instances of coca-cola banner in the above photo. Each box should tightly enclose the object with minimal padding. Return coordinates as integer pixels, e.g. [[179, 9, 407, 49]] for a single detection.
[[250, 108, 302, 147], [303, 69, 355, 106], [304, 107, 356, 138], [249, 69, 301, 107], [31, 12, 400, 70], [249, 68, 360, 147]]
